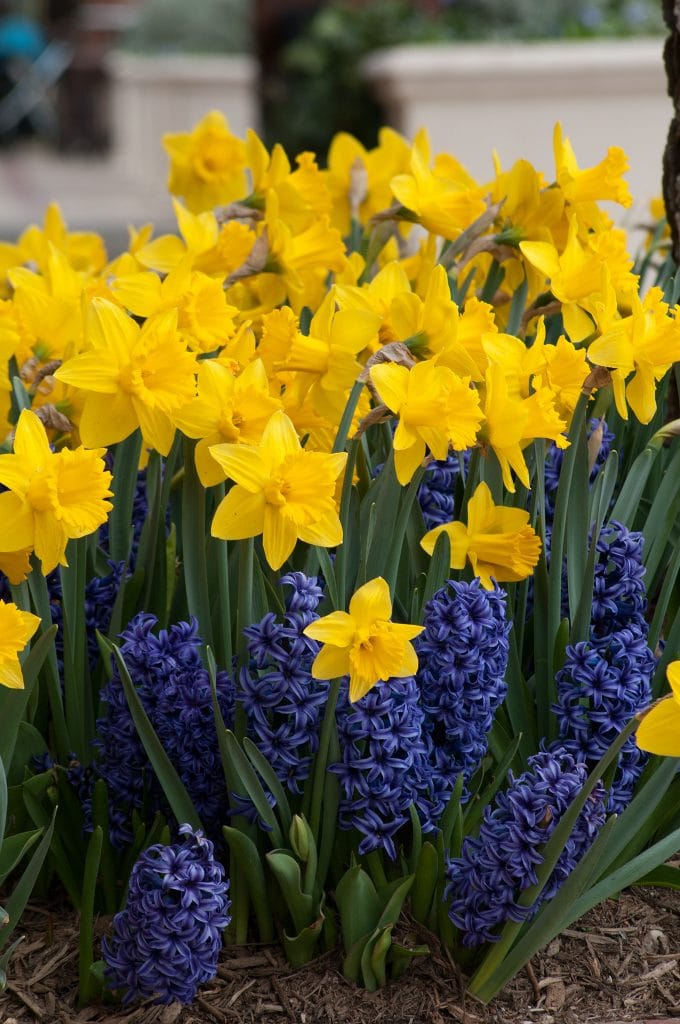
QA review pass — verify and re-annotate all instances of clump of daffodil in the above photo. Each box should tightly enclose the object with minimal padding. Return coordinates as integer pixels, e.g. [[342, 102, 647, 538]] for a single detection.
[[163, 110, 248, 214], [54, 298, 198, 456], [421, 481, 541, 589], [209, 409, 346, 570], [0, 409, 113, 573], [636, 661, 680, 757], [0, 599, 41, 689], [304, 576, 423, 703], [370, 357, 483, 484]]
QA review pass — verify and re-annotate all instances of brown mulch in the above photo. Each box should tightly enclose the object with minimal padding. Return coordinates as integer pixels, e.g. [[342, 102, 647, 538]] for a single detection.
[[2, 889, 680, 1024]]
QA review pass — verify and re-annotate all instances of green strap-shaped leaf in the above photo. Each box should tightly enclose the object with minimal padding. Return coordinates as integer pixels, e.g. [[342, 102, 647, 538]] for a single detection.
[[0, 806, 55, 954], [79, 826, 103, 1008], [106, 639, 202, 831], [222, 826, 274, 943]]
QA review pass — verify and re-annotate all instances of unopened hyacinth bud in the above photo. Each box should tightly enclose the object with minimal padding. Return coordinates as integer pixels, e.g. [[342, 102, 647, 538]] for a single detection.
[[415, 579, 510, 827], [102, 826, 230, 1004], [446, 748, 606, 946]]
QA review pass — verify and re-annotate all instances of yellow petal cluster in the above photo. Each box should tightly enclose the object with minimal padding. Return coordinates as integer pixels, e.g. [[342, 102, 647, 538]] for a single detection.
[[0, 600, 41, 690], [304, 577, 423, 703]]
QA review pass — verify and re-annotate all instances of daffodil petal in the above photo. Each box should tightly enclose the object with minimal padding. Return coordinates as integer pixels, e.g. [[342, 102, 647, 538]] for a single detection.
[[348, 576, 392, 624], [211, 486, 265, 542], [304, 610, 355, 646], [209, 443, 268, 492], [262, 506, 298, 570], [311, 643, 351, 681], [636, 696, 680, 757]]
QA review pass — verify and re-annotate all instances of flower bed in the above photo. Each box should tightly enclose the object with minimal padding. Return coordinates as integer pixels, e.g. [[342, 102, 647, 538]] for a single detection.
[[1, 109, 680, 1012]]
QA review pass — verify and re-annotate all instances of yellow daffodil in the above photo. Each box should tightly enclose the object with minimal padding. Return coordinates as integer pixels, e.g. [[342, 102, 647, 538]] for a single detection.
[[588, 286, 680, 424], [0, 201, 106, 285], [209, 409, 347, 569], [520, 216, 605, 342], [421, 481, 541, 589], [111, 260, 238, 353], [282, 290, 379, 422], [636, 661, 680, 756], [304, 576, 423, 702], [55, 299, 198, 455], [370, 358, 483, 484], [325, 126, 412, 235], [173, 358, 281, 486], [163, 110, 247, 213], [0, 410, 112, 573], [390, 129, 486, 241], [246, 130, 332, 233], [553, 122, 632, 212], [0, 600, 41, 689]]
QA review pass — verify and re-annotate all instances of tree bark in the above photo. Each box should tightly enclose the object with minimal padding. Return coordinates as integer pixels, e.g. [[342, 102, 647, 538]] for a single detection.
[[662, 0, 680, 262]]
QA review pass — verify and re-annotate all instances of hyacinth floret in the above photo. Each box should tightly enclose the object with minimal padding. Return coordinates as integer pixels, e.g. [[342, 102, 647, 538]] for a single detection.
[[415, 579, 511, 828], [445, 747, 606, 946], [94, 613, 235, 845], [239, 572, 329, 794], [331, 675, 430, 860], [102, 825, 231, 1005]]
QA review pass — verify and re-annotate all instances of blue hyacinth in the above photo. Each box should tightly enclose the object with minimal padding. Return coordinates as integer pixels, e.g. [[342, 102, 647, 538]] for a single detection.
[[102, 825, 230, 1004], [331, 676, 430, 860], [239, 572, 329, 797], [415, 579, 511, 828], [417, 452, 463, 530], [445, 747, 606, 946], [94, 614, 235, 846], [553, 521, 654, 812]]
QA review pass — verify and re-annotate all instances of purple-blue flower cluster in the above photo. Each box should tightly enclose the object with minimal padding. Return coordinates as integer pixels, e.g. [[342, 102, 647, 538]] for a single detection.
[[417, 452, 461, 530], [445, 748, 606, 946], [239, 572, 329, 795], [102, 825, 230, 1004], [415, 579, 511, 827], [94, 614, 235, 846], [553, 521, 654, 812], [328, 579, 509, 857], [332, 675, 430, 860]]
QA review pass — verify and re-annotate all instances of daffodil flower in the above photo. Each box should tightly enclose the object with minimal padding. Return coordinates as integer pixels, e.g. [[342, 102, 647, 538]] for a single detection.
[[636, 661, 680, 757], [0, 409, 112, 573], [0, 600, 41, 689], [304, 576, 423, 703], [209, 409, 346, 570], [421, 481, 541, 590], [55, 298, 198, 455]]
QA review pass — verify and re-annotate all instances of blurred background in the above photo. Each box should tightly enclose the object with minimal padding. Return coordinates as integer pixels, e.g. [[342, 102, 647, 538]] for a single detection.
[[0, 0, 668, 247]]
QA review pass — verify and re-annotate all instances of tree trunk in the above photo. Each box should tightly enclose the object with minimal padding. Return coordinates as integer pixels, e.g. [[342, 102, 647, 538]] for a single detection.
[[663, 0, 680, 262]]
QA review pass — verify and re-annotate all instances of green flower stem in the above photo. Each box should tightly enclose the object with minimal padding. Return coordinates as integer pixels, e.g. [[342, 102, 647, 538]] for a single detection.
[[108, 431, 143, 564], [181, 437, 214, 653], [61, 537, 90, 761], [214, 487, 232, 669], [234, 537, 254, 742], [309, 677, 342, 844], [23, 568, 70, 760]]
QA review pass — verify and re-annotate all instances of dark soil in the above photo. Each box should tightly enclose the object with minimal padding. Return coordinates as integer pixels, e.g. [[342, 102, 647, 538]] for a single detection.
[[2, 888, 680, 1024]]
